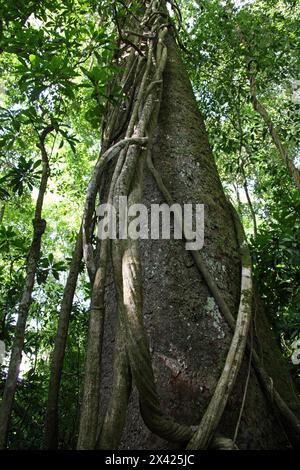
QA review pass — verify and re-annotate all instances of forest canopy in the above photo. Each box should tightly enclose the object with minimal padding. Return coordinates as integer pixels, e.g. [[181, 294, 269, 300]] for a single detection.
[[0, 0, 299, 450]]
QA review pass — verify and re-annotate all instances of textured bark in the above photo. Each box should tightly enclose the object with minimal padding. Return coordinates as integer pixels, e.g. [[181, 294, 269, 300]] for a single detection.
[[77, 237, 110, 449], [0, 126, 53, 449], [98, 32, 300, 450], [43, 229, 83, 449]]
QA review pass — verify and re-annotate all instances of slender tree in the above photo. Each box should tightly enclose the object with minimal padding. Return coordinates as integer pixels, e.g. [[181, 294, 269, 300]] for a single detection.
[[0, 125, 54, 448], [229, 7, 300, 191], [43, 230, 83, 449]]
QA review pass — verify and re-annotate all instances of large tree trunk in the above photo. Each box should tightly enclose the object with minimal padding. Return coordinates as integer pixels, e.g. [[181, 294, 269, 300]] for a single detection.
[[96, 30, 300, 450], [75, 1, 300, 450]]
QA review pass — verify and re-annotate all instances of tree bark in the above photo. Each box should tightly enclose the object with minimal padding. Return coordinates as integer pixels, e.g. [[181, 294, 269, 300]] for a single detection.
[[0, 126, 53, 449], [0, 204, 5, 223], [74, 0, 300, 450], [241, 166, 258, 238], [43, 229, 83, 449], [97, 28, 300, 450]]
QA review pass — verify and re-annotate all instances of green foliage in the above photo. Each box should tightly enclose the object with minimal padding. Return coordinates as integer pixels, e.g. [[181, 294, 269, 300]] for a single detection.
[[0, 225, 28, 253], [0, 156, 42, 196], [251, 190, 300, 362], [37, 253, 66, 285], [0, 0, 119, 448]]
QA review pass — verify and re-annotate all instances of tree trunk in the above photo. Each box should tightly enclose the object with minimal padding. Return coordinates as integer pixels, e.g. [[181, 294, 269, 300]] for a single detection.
[[43, 229, 83, 449], [0, 126, 54, 449], [76, 1, 300, 450], [241, 166, 258, 238], [0, 204, 5, 224], [96, 30, 300, 450], [233, 18, 300, 191]]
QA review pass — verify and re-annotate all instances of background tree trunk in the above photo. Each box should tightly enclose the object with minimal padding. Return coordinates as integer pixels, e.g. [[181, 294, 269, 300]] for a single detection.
[[0, 126, 54, 449], [43, 230, 83, 449], [98, 32, 300, 450]]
